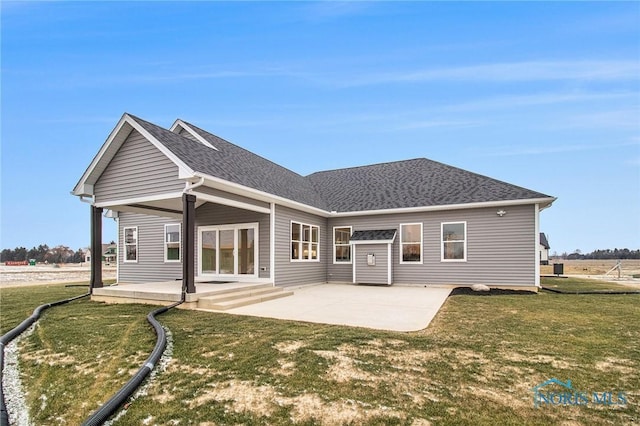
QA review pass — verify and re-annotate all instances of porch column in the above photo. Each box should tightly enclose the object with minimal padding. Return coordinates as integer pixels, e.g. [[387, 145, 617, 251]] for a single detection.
[[90, 205, 103, 290], [182, 193, 196, 294]]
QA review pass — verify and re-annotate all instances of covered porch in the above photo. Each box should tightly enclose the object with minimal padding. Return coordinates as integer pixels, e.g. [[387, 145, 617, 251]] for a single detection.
[[87, 183, 284, 308]]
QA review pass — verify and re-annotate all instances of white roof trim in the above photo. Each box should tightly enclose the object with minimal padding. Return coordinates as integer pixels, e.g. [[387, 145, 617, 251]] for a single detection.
[[127, 115, 194, 177], [72, 113, 131, 196], [170, 119, 218, 150], [332, 197, 557, 217], [72, 114, 195, 197], [94, 191, 185, 209], [351, 239, 395, 245]]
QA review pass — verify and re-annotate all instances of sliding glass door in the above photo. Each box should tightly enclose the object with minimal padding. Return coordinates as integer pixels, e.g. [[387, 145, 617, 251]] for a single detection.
[[198, 223, 258, 278]]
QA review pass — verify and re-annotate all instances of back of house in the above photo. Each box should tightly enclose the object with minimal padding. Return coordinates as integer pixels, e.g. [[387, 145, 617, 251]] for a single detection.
[[72, 113, 555, 292]]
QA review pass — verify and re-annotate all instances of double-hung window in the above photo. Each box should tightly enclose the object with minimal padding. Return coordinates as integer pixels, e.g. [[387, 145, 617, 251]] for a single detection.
[[291, 221, 319, 261], [333, 226, 352, 263], [165, 224, 181, 262], [400, 223, 422, 263], [124, 226, 138, 262], [442, 222, 466, 261]]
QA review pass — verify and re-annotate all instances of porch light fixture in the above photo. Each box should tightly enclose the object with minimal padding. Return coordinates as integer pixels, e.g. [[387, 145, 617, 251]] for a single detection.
[[496, 210, 507, 217]]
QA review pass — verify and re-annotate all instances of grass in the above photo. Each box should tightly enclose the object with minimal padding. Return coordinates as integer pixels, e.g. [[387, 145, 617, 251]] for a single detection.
[[1, 281, 638, 425], [541, 276, 637, 292]]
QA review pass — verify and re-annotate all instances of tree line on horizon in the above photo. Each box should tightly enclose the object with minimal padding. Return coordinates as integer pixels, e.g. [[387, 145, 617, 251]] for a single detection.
[[0, 245, 86, 264], [551, 248, 640, 260]]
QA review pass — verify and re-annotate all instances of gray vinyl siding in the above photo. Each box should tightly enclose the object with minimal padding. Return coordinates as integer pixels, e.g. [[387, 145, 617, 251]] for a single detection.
[[274, 205, 327, 287], [195, 203, 270, 279], [118, 212, 183, 283], [94, 130, 184, 203], [354, 244, 389, 285], [328, 204, 536, 286]]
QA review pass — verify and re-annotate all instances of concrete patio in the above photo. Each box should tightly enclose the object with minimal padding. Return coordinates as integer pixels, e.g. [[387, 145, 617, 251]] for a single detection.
[[222, 284, 453, 332], [91, 281, 452, 331]]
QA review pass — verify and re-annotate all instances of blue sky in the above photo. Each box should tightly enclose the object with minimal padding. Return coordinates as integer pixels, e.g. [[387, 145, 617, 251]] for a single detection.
[[1, 1, 639, 255]]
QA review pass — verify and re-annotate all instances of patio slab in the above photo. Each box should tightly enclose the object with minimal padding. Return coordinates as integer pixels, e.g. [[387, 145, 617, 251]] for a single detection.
[[225, 284, 452, 332]]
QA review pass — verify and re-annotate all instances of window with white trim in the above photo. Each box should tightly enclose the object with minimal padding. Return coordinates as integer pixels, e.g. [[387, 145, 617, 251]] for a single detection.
[[333, 226, 352, 263], [165, 224, 181, 262], [442, 222, 466, 261], [124, 226, 138, 262], [291, 221, 319, 261], [400, 223, 422, 263]]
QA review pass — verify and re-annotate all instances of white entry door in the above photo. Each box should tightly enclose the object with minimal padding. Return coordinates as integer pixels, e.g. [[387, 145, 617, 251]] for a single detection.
[[198, 223, 259, 278]]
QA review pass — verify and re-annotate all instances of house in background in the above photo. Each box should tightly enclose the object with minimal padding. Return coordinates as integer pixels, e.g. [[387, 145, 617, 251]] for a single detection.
[[84, 243, 117, 264], [539, 233, 550, 265], [72, 113, 555, 296]]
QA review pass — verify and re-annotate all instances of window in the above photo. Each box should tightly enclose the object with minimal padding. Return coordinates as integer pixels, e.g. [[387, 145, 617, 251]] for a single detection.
[[124, 227, 138, 262], [291, 221, 319, 261], [333, 226, 352, 263], [442, 222, 466, 261], [400, 223, 422, 263], [165, 224, 181, 262]]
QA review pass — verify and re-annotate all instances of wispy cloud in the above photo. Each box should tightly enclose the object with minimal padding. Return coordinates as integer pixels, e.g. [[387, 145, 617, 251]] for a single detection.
[[560, 109, 640, 129], [396, 119, 486, 130], [333, 60, 640, 87], [441, 91, 637, 112], [481, 140, 639, 157]]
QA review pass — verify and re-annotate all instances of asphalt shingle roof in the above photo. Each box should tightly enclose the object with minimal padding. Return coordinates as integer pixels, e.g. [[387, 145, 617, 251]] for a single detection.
[[131, 115, 330, 210], [307, 158, 551, 212], [130, 114, 552, 213]]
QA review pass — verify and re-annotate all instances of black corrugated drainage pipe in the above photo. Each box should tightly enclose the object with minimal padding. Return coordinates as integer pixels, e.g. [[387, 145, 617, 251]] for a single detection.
[[82, 282, 188, 425], [0, 292, 90, 426]]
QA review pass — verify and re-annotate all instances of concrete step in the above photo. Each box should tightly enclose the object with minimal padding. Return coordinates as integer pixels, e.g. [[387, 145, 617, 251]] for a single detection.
[[197, 287, 293, 311], [200, 286, 282, 303]]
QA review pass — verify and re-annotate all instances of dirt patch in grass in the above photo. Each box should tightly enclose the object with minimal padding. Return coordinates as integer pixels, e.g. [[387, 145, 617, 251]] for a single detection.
[[189, 379, 405, 425], [314, 349, 379, 383], [274, 340, 306, 354], [21, 349, 76, 366], [594, 357, 636, 374], [190, 380, 278, 415], [288, 393, 404, 425]]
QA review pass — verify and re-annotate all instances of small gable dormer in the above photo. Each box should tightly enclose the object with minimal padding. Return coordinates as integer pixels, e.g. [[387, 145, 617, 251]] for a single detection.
[[170, 119, 218, 151]]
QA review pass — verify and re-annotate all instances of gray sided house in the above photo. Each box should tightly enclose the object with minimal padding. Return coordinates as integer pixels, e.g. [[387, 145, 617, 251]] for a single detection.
[[73, 113, 555, 293]]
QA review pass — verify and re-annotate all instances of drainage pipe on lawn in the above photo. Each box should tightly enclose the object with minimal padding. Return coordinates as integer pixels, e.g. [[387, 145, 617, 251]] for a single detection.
[[0, 292, 90, 426], [81, 286, 187, 426]]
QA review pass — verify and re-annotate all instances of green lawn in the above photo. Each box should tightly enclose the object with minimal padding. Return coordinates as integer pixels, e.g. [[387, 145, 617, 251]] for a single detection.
[[1, 282, 638, 425], [541, 276, 637, 292]]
